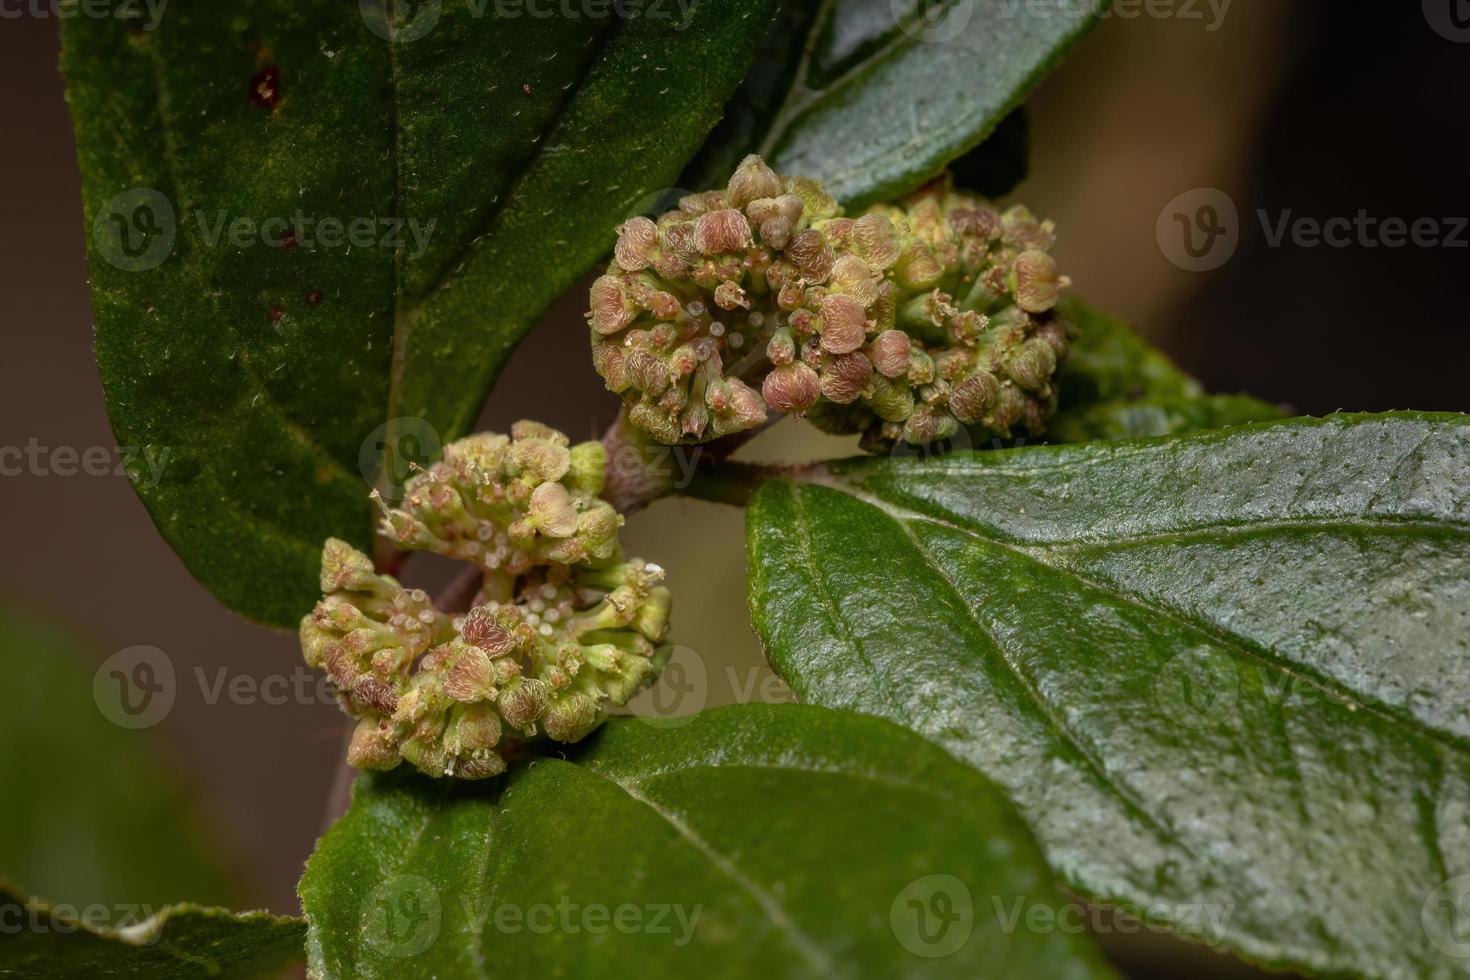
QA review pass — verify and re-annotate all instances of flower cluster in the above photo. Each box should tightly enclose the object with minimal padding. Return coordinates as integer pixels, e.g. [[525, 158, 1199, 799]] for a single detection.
[[588, 155, 1070, 450], [300, 422, 671, 780]]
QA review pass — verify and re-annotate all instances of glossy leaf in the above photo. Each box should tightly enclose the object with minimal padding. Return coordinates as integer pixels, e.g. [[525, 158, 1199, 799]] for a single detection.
[[300, 705, 1115, 979], [686, 0, 1100, 207], [747, 414, 1470, 978], [0, 606, 232, 910], [62, 1, 775, 626], [0, 884, 303, 980]]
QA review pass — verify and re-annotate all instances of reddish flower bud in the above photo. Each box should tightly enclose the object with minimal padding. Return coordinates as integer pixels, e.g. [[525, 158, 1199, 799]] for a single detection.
[[726, 153, 783, 208], [869, 329, 912, 378], [613, 216, 658, 271], [819, 294, 869, 354], [763, 362, 821, 414], [949, 371, 1000, 423], [694, 208, 753, 255], [819, 352, 873, 404]]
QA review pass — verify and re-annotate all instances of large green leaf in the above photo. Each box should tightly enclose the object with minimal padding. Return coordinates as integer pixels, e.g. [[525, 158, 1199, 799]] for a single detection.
[[0, 883, 303, 980], [685, 0, 1102, 207], [63, 1, 775, 626], [746, 414, 1470, 978], [1048, 298, 1284, 442], [0, 606, 232, 910], [300, 704, 1115, 979]]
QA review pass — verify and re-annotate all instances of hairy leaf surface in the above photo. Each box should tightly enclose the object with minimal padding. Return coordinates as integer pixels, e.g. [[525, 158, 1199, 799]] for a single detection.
[[63, 2, 774, 625], [748, 414, 1470, 978], [300, 705, 1114, 979]]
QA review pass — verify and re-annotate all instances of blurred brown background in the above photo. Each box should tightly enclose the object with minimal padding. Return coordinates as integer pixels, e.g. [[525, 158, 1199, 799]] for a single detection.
[[2, 2, 1465, 976]]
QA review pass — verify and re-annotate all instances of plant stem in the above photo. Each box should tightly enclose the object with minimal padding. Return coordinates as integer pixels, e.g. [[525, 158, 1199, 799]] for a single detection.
[[681, 461, 818, 508], [599, 405, 784, 514]]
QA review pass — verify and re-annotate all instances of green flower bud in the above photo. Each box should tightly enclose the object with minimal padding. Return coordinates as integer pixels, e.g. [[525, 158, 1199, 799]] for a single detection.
[[301, 422, 674, 780], [543, 691, 602, 743]]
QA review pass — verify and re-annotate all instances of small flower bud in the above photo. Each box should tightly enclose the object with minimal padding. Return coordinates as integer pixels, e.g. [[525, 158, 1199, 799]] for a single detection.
[[948, 371, 1000, 423], [566, 441, 607, 495], [902, 405, 958, 445], [693, 208, 753, 255], [829, 254, 880, 305], [1007, 336, 1058, 392], [819, 352, 873, 405], [762, 362, 821, 414], [529, 482, 579, 537], [786, 229, 835, 282], [819, 294, 868, 354], [543, 691, 601, 743], [497, 677, 549, 730], [726, 153, 783, 208], [868, 330, 912, 378], [767, 327, 797, 366], [852, 213, 902, 269], [589, 275, 635, 334], [1011, 249, 1066, 313], [613, 216, 658, 271]]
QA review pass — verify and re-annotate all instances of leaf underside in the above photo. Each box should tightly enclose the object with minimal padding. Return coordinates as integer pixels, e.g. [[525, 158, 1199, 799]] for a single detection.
[[300, 705, 1115, 980], [63, 1, 776, 626], [686, 0, 1101, 207], [747, 413, 1470, 979]]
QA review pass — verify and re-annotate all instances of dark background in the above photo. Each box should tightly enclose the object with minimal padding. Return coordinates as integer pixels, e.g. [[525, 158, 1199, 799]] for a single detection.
[[2, 2, 1465, 976]]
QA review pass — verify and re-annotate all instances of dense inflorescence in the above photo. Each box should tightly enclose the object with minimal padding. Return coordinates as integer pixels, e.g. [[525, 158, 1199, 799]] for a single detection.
[[300, 422, 671, 780], [588, 155, 1071, 451]]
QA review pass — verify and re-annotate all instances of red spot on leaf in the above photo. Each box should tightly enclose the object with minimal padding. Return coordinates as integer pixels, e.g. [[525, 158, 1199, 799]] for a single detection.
[[304, 289, 323, 305], [279, 229, 297, 249], [268, 305, 285, 324], [250, 65, 281, 110], [521, 84, 531, 94]]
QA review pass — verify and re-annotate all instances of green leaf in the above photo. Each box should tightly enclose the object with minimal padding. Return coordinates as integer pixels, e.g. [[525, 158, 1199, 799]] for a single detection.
[[0, 606, 232, 910], [0, 883, 304, 980], [62, 1, 775, 626], [746, 414, 1470, 978], [1049, 298, 1284, 441], [686, 0, 1101, 207], [300, 705, 1114, 979]]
